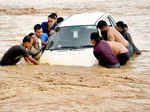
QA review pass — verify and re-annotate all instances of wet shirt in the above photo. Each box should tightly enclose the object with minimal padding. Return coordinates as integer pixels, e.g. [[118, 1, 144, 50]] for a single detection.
[[126, 32, 139, 52], [40, 33, 49, 42], [101, 31, 108, 40], [94, 40, 119, 66], [41, 22, 56, 36], [120, 31, 139, 53], [120, 31, 128, 41], [0, 45, 29, 66]]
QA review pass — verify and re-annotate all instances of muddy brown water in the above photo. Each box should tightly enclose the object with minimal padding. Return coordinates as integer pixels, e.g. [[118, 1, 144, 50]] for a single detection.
[[0, 0, 150, 112]]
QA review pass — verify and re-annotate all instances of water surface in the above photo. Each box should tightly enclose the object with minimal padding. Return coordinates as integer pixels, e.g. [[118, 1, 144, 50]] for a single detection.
[[0, 0, 150, 111]]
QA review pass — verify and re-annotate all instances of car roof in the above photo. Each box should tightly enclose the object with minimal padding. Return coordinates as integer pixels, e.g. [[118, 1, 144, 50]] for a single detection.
[[59, 12, 108, 27]]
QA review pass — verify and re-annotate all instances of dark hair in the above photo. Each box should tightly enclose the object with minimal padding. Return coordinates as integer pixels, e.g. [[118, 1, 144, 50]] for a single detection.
[[97, 20, 108, 29], [57, 17, 64, 24], [34, 24, 42, 32], [23, 35, 32, 43], [48, 13, 57, 20], [28, 32, 34, 37], [90, 32, 102, 43], [51, 13, 57, 18], [124, 24, 128, 28], [116, 21, 125, 29]]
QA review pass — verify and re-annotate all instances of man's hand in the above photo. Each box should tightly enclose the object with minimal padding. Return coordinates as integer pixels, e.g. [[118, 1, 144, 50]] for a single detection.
[[41, 41, 48, 46], [25, 56, 39, 65], [135, 50, 141, 55], [49, 30, 55, 36]]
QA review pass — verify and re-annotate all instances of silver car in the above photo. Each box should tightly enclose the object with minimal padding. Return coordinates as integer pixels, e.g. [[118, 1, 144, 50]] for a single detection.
[[40, 12, 116, 67]]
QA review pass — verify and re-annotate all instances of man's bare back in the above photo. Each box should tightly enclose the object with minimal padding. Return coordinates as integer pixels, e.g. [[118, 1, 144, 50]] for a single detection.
[[107, 41, 128, 56], [107, 27, 129, 47]]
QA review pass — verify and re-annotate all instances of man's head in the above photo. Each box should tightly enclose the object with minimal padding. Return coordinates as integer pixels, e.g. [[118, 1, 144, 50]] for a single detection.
[[97, 20, 109, 40], [51, 13, 57, 19], [34, 24, 42, 38], [28, 32, 37, 43], [23, 35, 33, 48], [51, 13, 58, 23], [124, 24, 128, 31], [48, 13, 57, 28], [116, 21, 125, 32], [57, 17, 64, 24], [97, 20, 108, 32], [90, 32, 101, 46], [28, 32, 35, 38]]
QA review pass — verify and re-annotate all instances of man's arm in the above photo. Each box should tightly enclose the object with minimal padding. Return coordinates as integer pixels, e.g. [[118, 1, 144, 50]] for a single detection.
[[113, 28, 129, 47], [24, 56, 39, 65], [24, 57, 32, 64], [108, 28, 115, 41], [41, 40, 48, 46], [33, 39, 39, 49], [126, 33, 141, 54], [20, 46, 39, 65], [49, 30, 55, 36], [40, 33, 49, 46]]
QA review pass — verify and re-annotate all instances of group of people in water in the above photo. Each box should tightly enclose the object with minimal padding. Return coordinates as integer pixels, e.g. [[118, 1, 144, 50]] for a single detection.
[[90, 20, 141, 68], [0, 12, 141, 68], [0, 13, 64, 66]]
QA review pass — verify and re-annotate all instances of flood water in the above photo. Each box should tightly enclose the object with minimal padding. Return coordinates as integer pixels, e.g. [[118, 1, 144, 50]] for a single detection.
[[0, 0, 150, 112]]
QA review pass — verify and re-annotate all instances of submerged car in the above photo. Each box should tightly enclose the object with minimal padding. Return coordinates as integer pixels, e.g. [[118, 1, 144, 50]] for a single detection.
[[40, 12, 117, 67]]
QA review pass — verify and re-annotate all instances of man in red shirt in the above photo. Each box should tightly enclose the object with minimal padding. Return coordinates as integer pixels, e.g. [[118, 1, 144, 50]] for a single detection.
[[90, 32, 120, 68]]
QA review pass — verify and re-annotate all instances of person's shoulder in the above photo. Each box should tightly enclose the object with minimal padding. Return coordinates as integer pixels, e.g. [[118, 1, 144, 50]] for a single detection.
[[41, 21, 48, 25], [101, 40, 105, 42], [109, 26, 113, 29], [18, 45, 26, 50], [9, 45, 25, 51], [112, 27, 119, 33], [12, 44, 23, 48], [126, 31, 131, 36], [41, 21, 48, 27], [101, 40, 107, 44], [96, 41, 105, 49], [108, 27, 117, 36]]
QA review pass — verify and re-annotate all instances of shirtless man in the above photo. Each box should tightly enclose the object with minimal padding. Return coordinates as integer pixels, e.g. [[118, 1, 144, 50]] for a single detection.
[[28, 33, 39, 49], [28, 33, 42, 60], [107, 41, 130, 65], [97, 20, 129, 48]]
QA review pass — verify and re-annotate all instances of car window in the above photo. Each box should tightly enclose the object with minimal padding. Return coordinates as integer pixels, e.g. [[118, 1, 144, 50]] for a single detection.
[[46, 25, 97, 50]]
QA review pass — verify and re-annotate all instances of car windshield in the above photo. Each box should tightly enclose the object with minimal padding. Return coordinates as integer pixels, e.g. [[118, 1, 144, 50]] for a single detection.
[[46, 25, 97, 50]]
